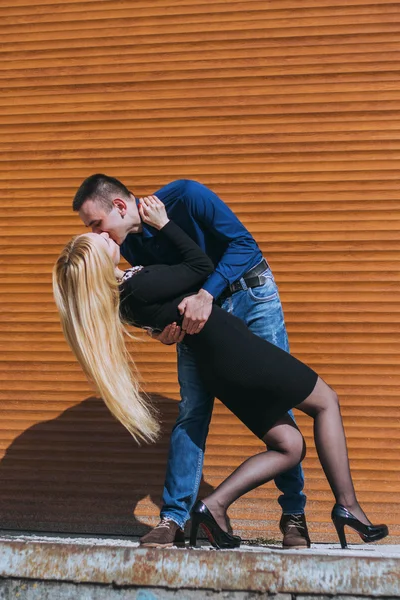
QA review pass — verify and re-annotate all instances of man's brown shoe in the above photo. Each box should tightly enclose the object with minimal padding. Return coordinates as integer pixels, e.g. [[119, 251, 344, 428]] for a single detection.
[[139, 518, 185, 548], [280, 513, 311, 549]]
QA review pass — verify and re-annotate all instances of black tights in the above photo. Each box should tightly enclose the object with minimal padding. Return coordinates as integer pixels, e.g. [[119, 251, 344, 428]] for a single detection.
[[202, 377, 370, 532]]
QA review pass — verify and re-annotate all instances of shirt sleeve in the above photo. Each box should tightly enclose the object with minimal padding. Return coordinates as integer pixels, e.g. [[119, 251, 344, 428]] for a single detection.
[[182, 180, 262, 299], [120, 221, 214, 304]]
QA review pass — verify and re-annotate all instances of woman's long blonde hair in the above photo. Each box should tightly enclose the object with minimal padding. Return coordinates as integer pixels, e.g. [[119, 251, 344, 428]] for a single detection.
[[52, 234, 160, 444]]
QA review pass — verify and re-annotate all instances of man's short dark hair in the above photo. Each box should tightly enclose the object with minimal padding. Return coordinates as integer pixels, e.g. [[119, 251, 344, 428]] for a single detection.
[[72, 174, 132, 212]]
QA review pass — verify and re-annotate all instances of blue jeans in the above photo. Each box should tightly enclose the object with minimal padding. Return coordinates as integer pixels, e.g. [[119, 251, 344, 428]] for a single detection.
[[160, 266, 306, 527]]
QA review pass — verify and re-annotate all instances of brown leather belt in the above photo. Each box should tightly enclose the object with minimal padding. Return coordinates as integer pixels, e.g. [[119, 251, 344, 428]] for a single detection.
[[219, 258, 269, 301]]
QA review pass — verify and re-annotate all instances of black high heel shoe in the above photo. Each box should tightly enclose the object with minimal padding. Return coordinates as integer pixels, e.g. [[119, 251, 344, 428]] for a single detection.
[[190, 500, 241, 549], [331, 504, 389, 549]]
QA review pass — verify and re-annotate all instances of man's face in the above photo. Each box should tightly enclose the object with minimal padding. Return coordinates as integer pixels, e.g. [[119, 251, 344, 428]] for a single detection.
[[79, 196, 141, 245]]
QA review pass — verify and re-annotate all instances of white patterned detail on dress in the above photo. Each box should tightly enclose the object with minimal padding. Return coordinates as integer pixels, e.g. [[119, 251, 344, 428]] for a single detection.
[[121, 266, 143, 282]]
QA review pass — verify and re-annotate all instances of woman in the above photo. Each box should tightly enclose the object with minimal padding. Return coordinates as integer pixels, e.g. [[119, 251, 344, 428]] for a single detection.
[[53, 195, 388, 550]]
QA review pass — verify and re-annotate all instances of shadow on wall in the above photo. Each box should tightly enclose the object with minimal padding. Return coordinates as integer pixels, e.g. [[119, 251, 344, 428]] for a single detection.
[[0, 395, 214, 536]]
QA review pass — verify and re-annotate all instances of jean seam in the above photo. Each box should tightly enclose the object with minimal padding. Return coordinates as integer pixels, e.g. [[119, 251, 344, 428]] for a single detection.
[[190, 446, 204, 508]]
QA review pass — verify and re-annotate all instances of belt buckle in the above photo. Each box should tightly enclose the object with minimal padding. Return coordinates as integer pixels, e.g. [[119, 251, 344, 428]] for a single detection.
[[230, 279, 243, 294]]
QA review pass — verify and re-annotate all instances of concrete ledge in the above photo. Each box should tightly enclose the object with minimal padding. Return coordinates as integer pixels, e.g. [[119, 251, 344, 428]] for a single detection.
[[0, 534, 399, 597]]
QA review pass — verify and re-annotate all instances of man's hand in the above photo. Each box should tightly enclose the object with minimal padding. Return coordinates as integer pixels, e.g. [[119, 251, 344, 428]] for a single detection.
[[178, 289, 213, 334], [148, 322, 185, 345]]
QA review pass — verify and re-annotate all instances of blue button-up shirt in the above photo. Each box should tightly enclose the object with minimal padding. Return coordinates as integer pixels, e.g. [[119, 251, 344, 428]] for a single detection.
[[120, 179, 263, 299]]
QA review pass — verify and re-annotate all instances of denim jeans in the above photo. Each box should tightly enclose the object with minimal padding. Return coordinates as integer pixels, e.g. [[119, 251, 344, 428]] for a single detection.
[[160, 266, 306, 527]]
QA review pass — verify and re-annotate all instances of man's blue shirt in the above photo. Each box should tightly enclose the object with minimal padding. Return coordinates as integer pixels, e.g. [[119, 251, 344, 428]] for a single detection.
[[120, 179, 263, 299]]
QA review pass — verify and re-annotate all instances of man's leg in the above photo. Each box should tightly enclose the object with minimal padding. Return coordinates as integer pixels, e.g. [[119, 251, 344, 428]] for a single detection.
[[221, 267, 310, 548], [140, 341, 214, 547]]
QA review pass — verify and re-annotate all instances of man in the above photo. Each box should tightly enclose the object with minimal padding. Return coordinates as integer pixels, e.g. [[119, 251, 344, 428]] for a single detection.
[[73, 174, 311, 549]]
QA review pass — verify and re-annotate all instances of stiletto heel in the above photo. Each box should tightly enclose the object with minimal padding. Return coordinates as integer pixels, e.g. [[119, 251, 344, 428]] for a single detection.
[[190, 500, 241, 550], [331, 504, 389, 549], [189, 514, 200, 547], [332, 519, 348, 549]]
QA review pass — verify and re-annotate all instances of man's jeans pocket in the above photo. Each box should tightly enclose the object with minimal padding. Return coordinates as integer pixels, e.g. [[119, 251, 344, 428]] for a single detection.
[[248, 273, 278, 303]]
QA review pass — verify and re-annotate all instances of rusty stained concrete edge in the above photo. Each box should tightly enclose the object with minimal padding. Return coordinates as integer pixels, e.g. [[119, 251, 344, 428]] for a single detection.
[[0, 540, 399, 596]]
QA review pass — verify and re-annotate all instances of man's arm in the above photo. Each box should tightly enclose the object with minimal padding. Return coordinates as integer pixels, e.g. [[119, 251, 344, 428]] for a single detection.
[[179, 180, 262, 334], [185, 180, 262, 299]]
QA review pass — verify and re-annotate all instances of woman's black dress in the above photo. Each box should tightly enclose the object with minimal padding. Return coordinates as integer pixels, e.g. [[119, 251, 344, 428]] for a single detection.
[[119, 221, 318, 439]]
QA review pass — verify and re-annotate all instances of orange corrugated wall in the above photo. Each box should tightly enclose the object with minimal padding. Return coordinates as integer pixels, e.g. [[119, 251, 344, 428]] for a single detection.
[[0, 0, 399, 542]]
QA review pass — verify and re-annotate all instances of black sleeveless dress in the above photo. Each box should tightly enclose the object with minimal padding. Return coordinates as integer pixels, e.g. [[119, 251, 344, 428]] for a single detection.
[[119, 221, 318, 439]]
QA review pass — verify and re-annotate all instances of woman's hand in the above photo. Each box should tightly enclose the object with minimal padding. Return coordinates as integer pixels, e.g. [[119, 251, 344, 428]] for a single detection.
[[147, 322, 186, 345], [138, 195, 169, 230]]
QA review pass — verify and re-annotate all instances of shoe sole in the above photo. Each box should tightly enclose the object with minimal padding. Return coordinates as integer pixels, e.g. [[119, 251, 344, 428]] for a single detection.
[[197, 523, 241, 550], [282, 544, 311, 550], [140, 542, 175, 548], [140, 540, 186, 549]]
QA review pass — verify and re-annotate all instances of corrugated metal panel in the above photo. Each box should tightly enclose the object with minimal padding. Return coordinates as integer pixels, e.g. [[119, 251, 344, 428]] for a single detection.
[[0, 0, 399, 542]]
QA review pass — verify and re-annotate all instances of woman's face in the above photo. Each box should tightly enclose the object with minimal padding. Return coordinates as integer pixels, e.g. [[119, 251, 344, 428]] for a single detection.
[[84, 232, 121, 266]]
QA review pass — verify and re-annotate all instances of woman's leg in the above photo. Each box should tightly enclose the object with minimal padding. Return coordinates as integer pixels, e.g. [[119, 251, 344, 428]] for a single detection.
[[201, 414, 306, 532], [296, 376, 370, 525]]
